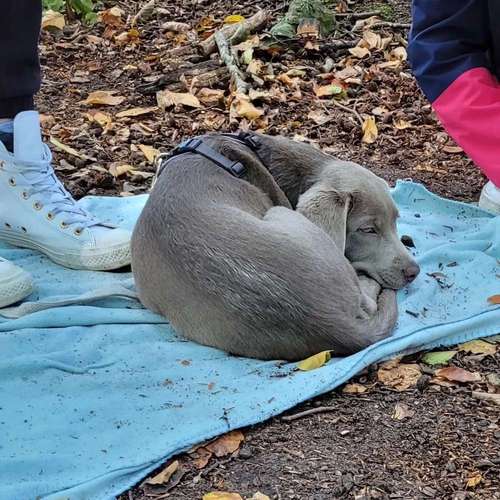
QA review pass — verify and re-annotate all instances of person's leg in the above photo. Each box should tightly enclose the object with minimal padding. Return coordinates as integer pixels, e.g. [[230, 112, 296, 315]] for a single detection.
[[0, 2, 131, 274]]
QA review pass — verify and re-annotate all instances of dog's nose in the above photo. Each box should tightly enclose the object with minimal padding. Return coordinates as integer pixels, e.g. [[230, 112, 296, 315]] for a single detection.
[[404, 264, 420, 283]]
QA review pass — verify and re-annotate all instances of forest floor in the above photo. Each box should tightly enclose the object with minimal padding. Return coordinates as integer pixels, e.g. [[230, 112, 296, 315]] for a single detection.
[[38, 0, 499, 498]]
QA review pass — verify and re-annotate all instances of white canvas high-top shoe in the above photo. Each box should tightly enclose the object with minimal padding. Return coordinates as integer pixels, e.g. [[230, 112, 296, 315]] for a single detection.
[[479, 181, 500, 214], [0, 111, 131, 270], [0, 257, 33, 308]]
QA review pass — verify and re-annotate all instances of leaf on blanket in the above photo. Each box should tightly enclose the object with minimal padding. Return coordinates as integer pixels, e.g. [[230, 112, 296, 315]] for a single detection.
[[205, 430, 244, 457], [145, 460, 179, 485], [487, 294, 500, 304], [392, 402, 415, 420], [377, 359, 421, 391], [434, 366, 481, 384], [421, 350, 457, 366], [297, 350, 332, 371], [203, 492, 243, 500], [458, 339, 496, 355], [342, 383, 367, 394]]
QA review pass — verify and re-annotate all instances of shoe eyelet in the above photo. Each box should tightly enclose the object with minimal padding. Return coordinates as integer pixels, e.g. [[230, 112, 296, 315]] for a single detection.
[[47, 212, 55, 221], [8, 177, 16, 186], [21, 226, 27, 233], [5, 222, 11, 229], [74, 228, 83, 236], [33, 201, 43, 210], [60, 221, 68, 229], [22, 191, 29, 200], [0, 160, 5, 168]]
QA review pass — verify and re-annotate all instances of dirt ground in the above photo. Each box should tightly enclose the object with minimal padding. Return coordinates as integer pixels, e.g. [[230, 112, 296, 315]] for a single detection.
[[38, 0, 499, 498]]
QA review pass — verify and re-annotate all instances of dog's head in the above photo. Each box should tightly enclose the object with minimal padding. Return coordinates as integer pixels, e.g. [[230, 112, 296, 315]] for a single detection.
[[296, 160, 419, 290]]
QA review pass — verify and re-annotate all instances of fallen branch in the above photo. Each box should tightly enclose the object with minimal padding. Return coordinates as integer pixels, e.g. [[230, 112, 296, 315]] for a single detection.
[[472, 391, 500, 406], [331, 99, 363, 126], [281, 406, 337, 422], [321, 39, 357, 51], [370, 21, 411, 29], [215, 31, 248, 94], [335, 10, 381, 18], [200, 9, 269, 55]]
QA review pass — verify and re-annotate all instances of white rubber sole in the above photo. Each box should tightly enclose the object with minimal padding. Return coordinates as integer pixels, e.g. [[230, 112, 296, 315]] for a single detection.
[[478, 193, 500, 214], [0, 232, 131, 271], [0, 268, 33, 308]]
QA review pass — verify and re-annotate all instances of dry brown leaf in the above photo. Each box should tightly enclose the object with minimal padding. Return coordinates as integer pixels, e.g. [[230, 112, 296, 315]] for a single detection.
[[394, 119, 412, 130], [249, 493, 271, 500], [99, 6, 125, 27], [87, 111, 113, 129], [205, 431, 244, 457], [371, 106, 389, 116], [335, 66, 361, 80], [349, 46, 371, 59], [157, 90, 201, 109], [352, 16, 380, 31], [434, 366, 481, 383], [231, 94, 264, 121], [314, 83, 344, 98], [342, 383, 367, 394], [487, 294, 500, 304], [308, 109, 331, 126], [361, 116, 378, 144], [377, 359, 421, 391], [138, 144, 160, 164], [42, 10, 65, 30], [192, 447, 213, 469], [277, 73, 298, 88], [109, 164, 135, 178], [82, 91, 126, 106], [197, 88, 225, 106], [203, 493, 242, 500], [458, 339, 496, 355], [145, 460, 179, 485], [363, 31, 382, 50], [49, 137, 94, 161], [392, 402, 415, 420], [390, 46, 408, 61], [466, 472, 482, 489], [443, 145, 463, 154], [116, 106, 158, 118], [378, 60, 402, 70]]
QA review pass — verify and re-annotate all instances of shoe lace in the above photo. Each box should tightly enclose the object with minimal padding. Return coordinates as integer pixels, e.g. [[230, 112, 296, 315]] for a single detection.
[[8, 144, 101, 230]]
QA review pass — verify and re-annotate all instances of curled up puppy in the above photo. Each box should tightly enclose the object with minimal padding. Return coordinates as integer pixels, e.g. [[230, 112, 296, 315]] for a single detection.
[[131, 133, 419, 361]]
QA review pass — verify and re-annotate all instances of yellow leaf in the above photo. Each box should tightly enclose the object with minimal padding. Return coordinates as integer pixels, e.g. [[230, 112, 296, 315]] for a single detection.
[[49, 137, 94, 161], [86, 111, 113, 129], [156, 90, 201, 109], [205, 431, 244, 457], [224, 15, 245, 24], [466, 473, 482, 489], [459, 339, 496, 355], [362, 116, 378, 144], [203, 493, 243, 500], [138, 144, 160, 164], [232, 94, 264, 120], [82, 91, 126, 106], [145, 460, 179, 485], [377, 359, 421, 391], [109, 164, 135, 178], [394, 119, 412, 130], [42, 10, 65, 30], [249, 494, 271, 500], [390, 46, 408, 61], [342, 383, 367, 394], [297, 351, 331, 371], [348, 46, 370, 59], [116, 106, 158, 118]]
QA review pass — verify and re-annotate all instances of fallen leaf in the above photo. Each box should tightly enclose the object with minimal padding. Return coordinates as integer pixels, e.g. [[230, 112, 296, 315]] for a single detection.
[[138, 144, 160, 164], [390, 46, 407, 61], [42, 10, 65, 30], [109, 164, 135, 178], [314, 83, 344, 97], [157, 90, 201, 109], [487, 294, 500, 304], [231, 94, 264, 120], [203, 493, 242, 500], [394, 119, 412, 130], [486, 372, 500, 387], [249, 493, 271, 500], [197, 88, 225, 106], [392, 402, 415, 420], [459, 339, 496, 355], [297, 351, 331, 371], [363, 30, 382, 49], [349, 46, 371, 59], [466, 472, 482, 489], [443, 145, 463, 154], [377, 359, 421, 391], [342, 383, 367, 394], [192, 447, 213, 469], [371, 106, 389, 116], [361, 116, 378, 144], [87, 111, 113, 129], [308, 109, 332, 126], [421, 351, 457, 366], [352, 16, 380, 31], [49, 137, 94, 161], [224, 15, 245, 24], [99, 6, 125, 27], [435, 366, 481, 383], [205, 430, 244, 457], [145, 460, 179, 485], [335, 66, 361, 80], [82, 91, 126, 106], [116, 107, 157, 118]]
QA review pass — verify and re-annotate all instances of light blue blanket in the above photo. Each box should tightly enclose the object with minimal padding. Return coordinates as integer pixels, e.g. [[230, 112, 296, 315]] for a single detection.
[[1, 181, 499, 500]]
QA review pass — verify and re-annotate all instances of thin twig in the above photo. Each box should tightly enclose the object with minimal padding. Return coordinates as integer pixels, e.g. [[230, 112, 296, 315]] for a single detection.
[[281, 406, 337, 422], [331, 99, 364, 126], [336, 10, 381, 18], [370, 21, 411, 29]]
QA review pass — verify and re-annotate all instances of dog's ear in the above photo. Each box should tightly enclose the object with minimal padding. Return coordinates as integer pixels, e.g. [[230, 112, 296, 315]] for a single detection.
[[296, 183, 351, 253]]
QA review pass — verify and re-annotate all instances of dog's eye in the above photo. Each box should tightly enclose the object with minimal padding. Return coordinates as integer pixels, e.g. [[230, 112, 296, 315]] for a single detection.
[[358, 227, 377, 234]]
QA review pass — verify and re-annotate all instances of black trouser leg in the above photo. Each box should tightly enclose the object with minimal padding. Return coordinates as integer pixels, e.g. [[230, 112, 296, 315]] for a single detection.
[[0, 1, 42, 118]]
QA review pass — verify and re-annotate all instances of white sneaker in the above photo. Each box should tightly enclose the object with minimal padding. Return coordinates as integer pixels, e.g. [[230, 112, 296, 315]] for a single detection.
[[0, 257, 33, 308], [479, 181, 500, 214], [0, 111, 131, 270]]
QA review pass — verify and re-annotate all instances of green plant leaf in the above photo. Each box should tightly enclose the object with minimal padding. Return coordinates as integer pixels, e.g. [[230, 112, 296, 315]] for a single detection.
[[421, 350, 457, 366]]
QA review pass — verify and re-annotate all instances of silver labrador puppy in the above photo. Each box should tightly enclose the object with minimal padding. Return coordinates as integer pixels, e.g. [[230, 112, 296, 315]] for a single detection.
[[131, 133, 419, 360]]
